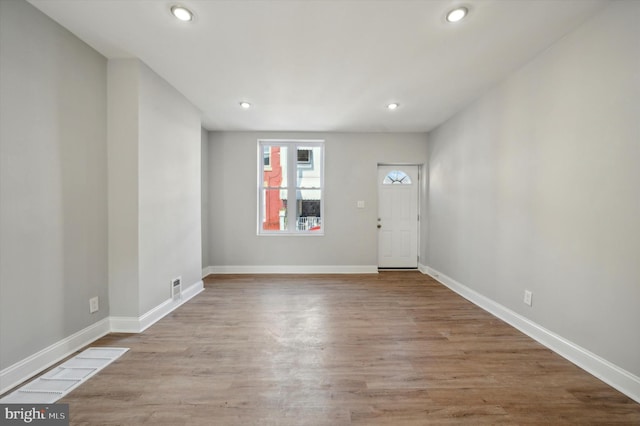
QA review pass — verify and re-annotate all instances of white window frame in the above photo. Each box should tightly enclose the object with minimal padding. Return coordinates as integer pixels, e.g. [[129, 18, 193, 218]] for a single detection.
[[257, 139, 325, 236]]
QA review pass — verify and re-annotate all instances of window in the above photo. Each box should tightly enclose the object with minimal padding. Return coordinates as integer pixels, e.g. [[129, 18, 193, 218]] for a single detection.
[[258, 140, 324, 235], [297, 148, 311, 164], [263, 146, 272, 170], [383, 170, 412, 185]]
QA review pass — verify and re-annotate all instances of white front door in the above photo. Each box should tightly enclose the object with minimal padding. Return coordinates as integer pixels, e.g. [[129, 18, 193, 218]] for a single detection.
[[377, 165, 419, 268]]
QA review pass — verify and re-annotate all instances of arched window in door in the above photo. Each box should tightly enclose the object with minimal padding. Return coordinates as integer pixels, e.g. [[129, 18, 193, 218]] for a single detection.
[[382, 170, 412, 185]]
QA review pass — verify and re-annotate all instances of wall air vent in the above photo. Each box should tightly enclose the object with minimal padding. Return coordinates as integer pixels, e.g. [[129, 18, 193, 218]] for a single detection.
[[171, 277, 182, 301]]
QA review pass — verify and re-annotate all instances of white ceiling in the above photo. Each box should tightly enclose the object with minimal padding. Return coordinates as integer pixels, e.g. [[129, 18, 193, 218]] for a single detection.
[[28, 0, 606, 132]]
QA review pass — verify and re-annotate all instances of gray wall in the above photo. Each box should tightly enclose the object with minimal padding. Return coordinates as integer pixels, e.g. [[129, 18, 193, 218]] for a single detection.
[[108, 59, 202, 317], [0, 0, 108, 368], [426, 0, 640, 377], [107, 59, 140, 317], [201, 128, 209, 270], [137, 62, 202, 314], [205, 131, 428, 268]]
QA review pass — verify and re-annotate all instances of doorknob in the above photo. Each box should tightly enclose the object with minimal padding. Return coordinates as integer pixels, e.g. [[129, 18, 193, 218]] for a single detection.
[[377, 224, 382, 229]]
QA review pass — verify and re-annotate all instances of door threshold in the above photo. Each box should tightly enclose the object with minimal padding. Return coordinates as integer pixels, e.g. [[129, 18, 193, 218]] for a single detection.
[[378, 267, 419, 271]]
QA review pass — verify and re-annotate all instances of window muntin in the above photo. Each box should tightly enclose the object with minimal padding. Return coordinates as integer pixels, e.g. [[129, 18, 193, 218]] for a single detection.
[[259, 140, 324, 235]]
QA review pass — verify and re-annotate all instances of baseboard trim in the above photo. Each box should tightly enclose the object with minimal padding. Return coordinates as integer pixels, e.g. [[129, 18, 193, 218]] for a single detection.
[[206, 265, 379, 274], [110, 280, 204, 333], [1, 280, 205, 395], [423, 266, 640, 404], [0, 317, 111, 395], [202, 266, 214, 278]]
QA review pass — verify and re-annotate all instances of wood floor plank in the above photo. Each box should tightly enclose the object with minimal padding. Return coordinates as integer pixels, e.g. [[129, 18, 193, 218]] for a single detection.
[[43, 272, 640, 424]]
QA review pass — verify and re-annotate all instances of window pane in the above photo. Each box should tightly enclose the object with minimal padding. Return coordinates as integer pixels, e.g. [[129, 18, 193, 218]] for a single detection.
[[263, 145, 287, 187], [262, 189, 287, 231], [383, 170, 412, 185], [296, 189, 321, 231], [296, 146, 321, 188]]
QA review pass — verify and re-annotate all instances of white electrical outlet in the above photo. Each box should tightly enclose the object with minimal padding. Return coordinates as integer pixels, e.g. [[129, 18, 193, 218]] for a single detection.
[[523, 290, 532, 307], [89, 296, 99, 313]]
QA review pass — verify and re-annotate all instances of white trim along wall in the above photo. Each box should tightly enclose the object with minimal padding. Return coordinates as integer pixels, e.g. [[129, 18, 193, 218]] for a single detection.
[[421, 264, 640, 404], [203, 265, 378, 275], [0, 280, 203, 395]]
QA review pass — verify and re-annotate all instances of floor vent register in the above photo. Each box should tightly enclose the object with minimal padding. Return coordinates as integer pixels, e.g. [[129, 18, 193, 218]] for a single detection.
[[0, 347, 129, 404]]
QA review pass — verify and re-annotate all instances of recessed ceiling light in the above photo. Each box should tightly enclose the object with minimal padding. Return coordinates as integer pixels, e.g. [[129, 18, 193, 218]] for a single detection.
[[446, 7, 468, 23], [240, 101, 251, 109], [171, 5, 194, 22], [387, 103, 399, 110]]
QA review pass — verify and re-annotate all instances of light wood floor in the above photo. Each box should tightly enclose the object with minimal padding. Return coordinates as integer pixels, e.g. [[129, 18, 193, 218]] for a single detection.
[[59, 272, 638, 425]]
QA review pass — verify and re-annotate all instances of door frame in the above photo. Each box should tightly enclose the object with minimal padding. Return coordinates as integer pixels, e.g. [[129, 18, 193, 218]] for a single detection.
[[377, 163, 422, 269]]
